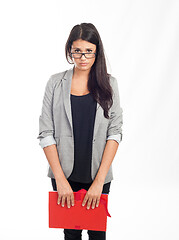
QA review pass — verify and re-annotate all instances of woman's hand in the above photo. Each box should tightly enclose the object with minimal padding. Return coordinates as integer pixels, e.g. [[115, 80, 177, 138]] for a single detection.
[[82, 179, 104, 210], [56, 178, 75, 209]]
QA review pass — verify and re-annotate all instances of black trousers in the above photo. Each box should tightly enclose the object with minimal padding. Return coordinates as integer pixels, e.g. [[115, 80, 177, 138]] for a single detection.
[[51, 178, 111, 240]]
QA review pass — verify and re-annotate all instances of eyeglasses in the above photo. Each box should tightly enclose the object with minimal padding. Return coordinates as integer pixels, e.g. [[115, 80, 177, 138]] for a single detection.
[[70, 52, 96, 59]]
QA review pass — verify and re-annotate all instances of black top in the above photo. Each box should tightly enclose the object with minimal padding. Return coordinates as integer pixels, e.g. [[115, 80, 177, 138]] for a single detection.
[[68, 92, 96, 183], [67, 92, 111, 189]]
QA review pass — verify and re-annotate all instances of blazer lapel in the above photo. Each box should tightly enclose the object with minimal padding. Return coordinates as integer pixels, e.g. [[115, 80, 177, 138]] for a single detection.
[[62, 66, 103, 139]]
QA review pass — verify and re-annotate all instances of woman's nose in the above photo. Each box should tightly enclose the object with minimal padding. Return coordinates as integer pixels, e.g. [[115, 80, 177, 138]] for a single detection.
[[81, 54, 86, 60]]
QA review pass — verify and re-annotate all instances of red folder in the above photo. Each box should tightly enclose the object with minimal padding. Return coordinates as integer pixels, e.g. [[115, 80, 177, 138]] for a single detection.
[[49, 189, 111, 231]]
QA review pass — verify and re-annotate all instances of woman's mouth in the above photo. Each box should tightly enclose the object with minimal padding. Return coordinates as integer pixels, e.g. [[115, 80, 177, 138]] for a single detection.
[[80, 63, 88, 66]]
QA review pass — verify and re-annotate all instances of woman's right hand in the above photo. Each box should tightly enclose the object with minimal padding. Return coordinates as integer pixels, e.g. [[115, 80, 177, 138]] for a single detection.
[[56, 178, 75, 208]]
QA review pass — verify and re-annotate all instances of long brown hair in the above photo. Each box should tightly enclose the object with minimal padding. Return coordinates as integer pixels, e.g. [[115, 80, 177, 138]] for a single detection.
[[65, 23, 113, 119]]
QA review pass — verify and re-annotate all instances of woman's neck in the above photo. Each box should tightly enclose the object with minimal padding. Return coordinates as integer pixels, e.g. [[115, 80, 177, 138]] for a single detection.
[[73, 66, 90, 81]]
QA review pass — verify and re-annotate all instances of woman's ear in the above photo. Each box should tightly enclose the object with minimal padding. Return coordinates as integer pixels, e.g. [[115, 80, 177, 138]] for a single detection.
[[68, 52, 74, 64]]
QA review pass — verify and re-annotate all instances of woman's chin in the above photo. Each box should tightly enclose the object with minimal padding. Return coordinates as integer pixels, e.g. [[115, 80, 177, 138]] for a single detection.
[[75, 64, 91, 71]]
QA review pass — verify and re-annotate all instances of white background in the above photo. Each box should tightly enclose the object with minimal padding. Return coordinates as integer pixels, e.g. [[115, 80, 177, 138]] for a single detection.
[[0, 0, 178, 239]]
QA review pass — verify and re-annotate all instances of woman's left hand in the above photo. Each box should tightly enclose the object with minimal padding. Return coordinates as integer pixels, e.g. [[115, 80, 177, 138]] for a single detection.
[[82, 179, 104, 210]]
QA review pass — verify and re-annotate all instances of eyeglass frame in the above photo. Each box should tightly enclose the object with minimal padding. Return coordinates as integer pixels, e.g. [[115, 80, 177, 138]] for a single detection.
[[70, 52, 97, 59]]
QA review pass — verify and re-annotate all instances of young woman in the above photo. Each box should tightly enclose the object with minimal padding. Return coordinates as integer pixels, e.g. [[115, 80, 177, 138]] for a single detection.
[[37, 23, 123, 240]]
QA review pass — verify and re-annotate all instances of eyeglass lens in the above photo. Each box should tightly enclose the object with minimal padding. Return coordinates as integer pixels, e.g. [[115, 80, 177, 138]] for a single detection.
[[71, 53, 96, 59]]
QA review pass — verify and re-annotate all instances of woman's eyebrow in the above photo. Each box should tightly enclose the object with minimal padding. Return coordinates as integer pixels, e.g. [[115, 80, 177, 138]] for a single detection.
[[72, 47, 93, 50]]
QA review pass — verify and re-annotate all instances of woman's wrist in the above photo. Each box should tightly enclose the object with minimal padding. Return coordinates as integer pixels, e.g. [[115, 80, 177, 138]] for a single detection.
[[55, 174, 67, 184]]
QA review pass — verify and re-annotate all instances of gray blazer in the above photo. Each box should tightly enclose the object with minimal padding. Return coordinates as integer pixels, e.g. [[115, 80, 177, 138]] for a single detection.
[[37, 67, 123, 184]]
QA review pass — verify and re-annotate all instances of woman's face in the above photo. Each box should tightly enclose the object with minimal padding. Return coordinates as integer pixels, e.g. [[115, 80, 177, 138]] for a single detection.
[[70, 39, 96, 72]]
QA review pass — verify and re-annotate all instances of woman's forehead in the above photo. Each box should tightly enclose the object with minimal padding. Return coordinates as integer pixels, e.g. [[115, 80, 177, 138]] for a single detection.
[[72, 39, 96, 49]]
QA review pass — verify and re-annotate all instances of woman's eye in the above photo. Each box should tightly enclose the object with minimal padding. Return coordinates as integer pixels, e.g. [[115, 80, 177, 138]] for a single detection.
[[74, 49, 80, 52], [87, 49, 92, 52]]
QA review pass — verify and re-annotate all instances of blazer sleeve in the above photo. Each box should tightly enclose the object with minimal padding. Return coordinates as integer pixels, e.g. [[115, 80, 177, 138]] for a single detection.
[[106, 76, 123, 144], [37, 76, 57, 149]]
